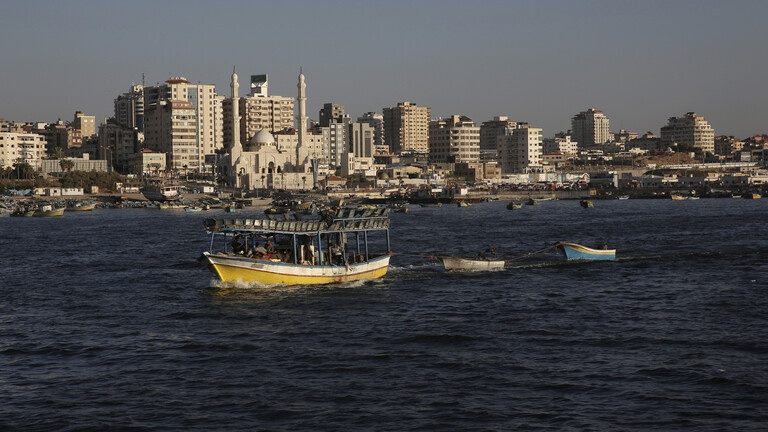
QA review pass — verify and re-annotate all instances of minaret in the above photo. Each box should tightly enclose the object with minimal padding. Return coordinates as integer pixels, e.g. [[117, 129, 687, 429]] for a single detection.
[[297, 67, 307, 148], [230, 66, 242, 161]]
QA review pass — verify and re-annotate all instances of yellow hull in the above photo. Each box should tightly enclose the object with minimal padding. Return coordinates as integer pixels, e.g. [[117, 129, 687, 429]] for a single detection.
[[33, 208, 65, 217], [205, 253, 390, 286]]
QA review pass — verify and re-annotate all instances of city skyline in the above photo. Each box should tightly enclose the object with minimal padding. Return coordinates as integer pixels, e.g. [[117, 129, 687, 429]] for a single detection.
[[1, 0, 767, 138]]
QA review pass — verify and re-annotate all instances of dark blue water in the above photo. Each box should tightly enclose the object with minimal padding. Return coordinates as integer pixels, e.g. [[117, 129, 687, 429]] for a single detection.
[[2, 199, 767, 431]]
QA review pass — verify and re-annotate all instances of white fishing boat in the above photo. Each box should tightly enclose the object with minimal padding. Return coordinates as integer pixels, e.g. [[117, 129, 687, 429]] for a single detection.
[[439, 255, 506, 272], [201, 208, 392, 286]]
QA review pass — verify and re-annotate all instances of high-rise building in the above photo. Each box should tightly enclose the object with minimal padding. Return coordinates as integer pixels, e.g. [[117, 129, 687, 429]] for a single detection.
[[223, 74, 294, 146], [357, 112, 386, 154], [498, 126, 542, 173], [429, 115, 480, 164], [350, 121, 375, 158], [479, 116, 518, 162], [143, 76, 221, 173], [660, 112, 715, 155], [571, 108, 611, 148], [325, 115, 351, 168], [114, 83, 145, 132], [319, 103, 345, 127], [383, 101, 431, 155]]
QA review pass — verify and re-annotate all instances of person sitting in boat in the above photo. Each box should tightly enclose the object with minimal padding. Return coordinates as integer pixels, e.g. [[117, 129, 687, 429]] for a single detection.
[[265, 239, 275, 253], [251, 242, 268, 258], [231, 235, 246, 255], [330, 243, 343, 265]]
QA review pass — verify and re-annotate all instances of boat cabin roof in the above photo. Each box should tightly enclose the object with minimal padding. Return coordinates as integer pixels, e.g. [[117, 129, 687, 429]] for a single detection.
[[204, 208, 390, 236]]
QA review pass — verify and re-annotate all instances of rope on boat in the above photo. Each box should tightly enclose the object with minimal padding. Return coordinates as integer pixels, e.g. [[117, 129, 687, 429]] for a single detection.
[[392, 245, 557, 262], [504, 245, 558, 262]]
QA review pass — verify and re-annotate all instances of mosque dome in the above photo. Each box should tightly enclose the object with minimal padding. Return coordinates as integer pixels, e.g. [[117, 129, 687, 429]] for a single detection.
[[249, 129, 275, 146]]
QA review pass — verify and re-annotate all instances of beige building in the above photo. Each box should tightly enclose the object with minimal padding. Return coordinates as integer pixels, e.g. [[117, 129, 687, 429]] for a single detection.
[[222, 74, 294, 148], [479, 116, 518, 162], [73, 111, 96, 139], [429, 115, 480, 164], [383, 101, 431, 155], [143, 77, 221, 173], [572, 108, 611, 148], [498, 126, 543, 173], [660, 112, 715, 155]]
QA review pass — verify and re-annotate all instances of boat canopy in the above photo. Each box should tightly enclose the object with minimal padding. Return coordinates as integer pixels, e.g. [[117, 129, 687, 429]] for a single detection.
[[203, 207, 391, 236]]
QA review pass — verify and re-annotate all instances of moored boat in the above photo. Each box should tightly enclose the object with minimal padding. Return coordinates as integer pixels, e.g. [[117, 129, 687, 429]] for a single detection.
[[201, 207, 392, 286], [506, 201, 522, 210], [743, 193, 762, 199], [141, 178, 181, 202], [439, 256, 506, 272], [580, 199, 594, 208], [555, 242, 616, 261], [66, 201, 97, 211], [33, 204, 65, 217]]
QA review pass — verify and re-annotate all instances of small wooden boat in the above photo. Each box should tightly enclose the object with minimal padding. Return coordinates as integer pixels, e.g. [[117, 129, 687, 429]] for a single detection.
[[555, 242, 616, 261], [743, 193, 762, 199], [457, 201, 471, 207], [439, 255, 506, 272], [33, 204, 65, 217], [66, 201, 97, 211], [670, 194, 686, 201], [580, 199, 594, 208], [506, 202, 522, 210]]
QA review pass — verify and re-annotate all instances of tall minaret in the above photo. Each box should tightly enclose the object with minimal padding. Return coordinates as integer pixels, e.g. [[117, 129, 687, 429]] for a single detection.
[[297, 67, 307, 148], [230, 66, 242, 161]]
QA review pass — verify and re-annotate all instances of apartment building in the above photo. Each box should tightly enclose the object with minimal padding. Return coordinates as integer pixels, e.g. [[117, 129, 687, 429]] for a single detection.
[[383, 101, 431, 155], [498, 126, 543, 173], [660, 112, 715, 154], [0, 129, 47, 169], [357, 112, 386, 154], [571, 108, 611, 148], [479, 116, 518, 162], [114, 84, 145, 131], [429, 115, 480, 164], [143, 77, 221, 172]]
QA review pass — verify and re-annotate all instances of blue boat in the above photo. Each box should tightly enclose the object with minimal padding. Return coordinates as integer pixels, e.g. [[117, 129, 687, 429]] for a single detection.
[[556, 242, 616, 261]]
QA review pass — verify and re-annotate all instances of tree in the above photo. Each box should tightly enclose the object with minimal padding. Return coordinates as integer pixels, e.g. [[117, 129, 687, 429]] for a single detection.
[[60, 159, 75, 173]]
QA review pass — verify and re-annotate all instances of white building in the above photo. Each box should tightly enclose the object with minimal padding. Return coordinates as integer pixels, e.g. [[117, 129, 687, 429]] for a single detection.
[[0, 131, 47, 169], [224, 68, 325, 191], [498, 126, 543, 173]]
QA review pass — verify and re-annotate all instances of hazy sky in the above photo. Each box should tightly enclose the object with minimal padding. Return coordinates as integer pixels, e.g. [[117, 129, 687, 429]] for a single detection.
[[2, 0, 766, 138]]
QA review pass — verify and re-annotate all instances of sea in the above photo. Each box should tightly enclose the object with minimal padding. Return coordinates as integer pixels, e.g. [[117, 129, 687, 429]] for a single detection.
[[1, 198, 766, 431]]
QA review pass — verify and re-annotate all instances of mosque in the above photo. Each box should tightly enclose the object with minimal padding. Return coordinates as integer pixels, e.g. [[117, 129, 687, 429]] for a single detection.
[[221, 68, 325, 191]]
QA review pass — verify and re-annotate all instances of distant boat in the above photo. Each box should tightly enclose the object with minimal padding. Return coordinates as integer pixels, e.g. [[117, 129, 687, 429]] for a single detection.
[[580, 199, 594, 208], [617, 195, 630, 200], [457, 201, 471, 207], [439, 256, 506, 272], [555, 242, 616, 261], [670, 194, 686, 201], [506, 201, 522, 210], [33, 204, 65, 217], [66, 201, 97, 211], [743, 193, 762, 199], [141, 178, 181, 202]]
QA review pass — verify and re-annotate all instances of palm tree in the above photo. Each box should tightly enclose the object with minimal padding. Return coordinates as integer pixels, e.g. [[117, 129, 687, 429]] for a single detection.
[[51, 146, 65, 160], [60, 159, 75, 173]]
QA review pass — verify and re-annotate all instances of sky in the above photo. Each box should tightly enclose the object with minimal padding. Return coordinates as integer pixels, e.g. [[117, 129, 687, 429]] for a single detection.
[[1, 0, 767, 138]]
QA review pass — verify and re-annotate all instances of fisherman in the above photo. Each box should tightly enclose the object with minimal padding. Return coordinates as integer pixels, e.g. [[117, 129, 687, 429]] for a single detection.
[[231, 234, 246, 255], [252, 242, 268, 258]]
